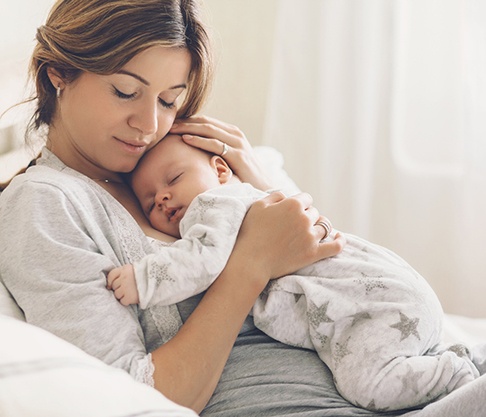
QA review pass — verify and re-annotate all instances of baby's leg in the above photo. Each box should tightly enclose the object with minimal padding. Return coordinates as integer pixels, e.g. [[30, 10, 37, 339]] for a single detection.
[[323, 321, 479, 412]]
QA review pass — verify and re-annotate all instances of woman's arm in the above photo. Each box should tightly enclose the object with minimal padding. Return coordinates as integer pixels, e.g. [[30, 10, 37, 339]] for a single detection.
[[150, 191, 345, 412], [170, 116, 273, 191]]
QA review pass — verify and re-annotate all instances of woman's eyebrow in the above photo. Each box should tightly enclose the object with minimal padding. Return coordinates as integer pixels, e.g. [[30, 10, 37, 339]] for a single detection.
[[117, 70, 187, 90]]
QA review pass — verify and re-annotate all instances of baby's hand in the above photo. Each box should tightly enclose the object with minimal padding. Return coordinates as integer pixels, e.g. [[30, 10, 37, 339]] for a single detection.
[[106, 264, 140, 306]]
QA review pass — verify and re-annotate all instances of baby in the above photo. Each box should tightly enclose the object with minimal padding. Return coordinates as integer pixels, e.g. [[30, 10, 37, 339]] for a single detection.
[[107, 134, 479, 411]]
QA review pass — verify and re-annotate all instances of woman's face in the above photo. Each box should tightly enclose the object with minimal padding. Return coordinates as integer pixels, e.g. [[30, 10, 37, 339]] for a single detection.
[[48, 46, 191, 178]]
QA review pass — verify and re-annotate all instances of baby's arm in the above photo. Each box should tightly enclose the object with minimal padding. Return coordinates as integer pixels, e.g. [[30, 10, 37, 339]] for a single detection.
[[106, 264, 139, 306], [129, 184, 266, 310]]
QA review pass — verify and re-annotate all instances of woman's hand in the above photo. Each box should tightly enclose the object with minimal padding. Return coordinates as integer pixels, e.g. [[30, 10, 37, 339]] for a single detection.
[[231, 191, 346, 288], [170, 115, 273, 191]]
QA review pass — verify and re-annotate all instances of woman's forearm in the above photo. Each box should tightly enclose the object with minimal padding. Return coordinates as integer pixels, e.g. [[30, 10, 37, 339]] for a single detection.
[[151, 252, 266, 412]]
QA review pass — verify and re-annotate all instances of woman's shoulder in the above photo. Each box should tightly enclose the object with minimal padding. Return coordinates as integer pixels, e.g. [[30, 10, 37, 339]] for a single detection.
[[1, 165, 97, 212], [0, 152, 117, 226], [2, 148, 104, 204]]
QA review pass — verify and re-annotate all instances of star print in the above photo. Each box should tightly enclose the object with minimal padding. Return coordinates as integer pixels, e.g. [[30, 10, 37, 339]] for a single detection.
[[315, 332, 329, 347], [334, 336, 352, 366], [448, 344, 470, 358], [355, 398, 389, 412], [258, 291, 268, 303], [266, 280, 285, 293], [366, 400, 377, 410], [390, 312, 420, 341], [149, 263, 175, 285], [354, 272, 388, 294], [196, 232, 215, 250], [400, 362, 427, 395], [307, 300, 334, 328], [253, 314, 273, 331], [195, 197, 217, 220], [349, 311, 372, 327]]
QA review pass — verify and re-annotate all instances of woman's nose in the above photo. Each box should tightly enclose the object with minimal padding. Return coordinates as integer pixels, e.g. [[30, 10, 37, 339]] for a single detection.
[[128, 100, 158, 135]]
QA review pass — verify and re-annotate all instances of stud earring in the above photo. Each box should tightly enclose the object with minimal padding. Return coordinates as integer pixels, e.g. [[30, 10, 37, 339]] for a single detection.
[[56, 86, 61, 98]]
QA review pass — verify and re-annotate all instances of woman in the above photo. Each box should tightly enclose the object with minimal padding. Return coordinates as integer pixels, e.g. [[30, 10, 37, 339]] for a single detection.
[[0, 0, 343, 413], [0, 1, 484, 416]]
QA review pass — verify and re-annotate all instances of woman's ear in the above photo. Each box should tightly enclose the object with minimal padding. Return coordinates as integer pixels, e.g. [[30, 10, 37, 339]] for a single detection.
[[46, 67, 65, 92], [210, 155, 233, 184]]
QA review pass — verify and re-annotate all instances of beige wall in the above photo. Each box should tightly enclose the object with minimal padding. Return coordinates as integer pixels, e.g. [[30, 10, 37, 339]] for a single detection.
[[203, 0, 278, 145]]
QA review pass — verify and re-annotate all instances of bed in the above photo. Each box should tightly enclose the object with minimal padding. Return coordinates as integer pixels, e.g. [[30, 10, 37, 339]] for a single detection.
[[1, 118, 486, 416]]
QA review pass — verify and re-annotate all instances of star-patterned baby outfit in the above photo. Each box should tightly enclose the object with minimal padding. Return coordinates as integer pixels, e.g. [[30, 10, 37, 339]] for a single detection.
[[132, 183, 480, 411]]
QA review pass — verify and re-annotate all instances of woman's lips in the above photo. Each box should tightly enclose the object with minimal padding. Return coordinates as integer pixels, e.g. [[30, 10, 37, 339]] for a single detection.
[[114, 137, 148, 154]]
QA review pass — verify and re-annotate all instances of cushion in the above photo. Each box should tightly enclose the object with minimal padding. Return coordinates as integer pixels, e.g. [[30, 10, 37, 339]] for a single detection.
[[254, 145, 301, 196], [0, 314, 197, 417]]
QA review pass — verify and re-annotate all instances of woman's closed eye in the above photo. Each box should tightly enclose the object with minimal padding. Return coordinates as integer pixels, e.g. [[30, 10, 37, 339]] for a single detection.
[[113, 86, 136, 100], [112, 86, 175, 109], [159, 98, 176, 109]]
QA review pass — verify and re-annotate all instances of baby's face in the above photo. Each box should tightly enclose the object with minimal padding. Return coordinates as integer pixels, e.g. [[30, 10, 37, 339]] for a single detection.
[[131, 135, 223, 238]]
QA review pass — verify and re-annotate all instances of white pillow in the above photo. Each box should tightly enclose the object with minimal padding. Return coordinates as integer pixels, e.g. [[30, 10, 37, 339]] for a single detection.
[[0, 315, 197, 417], [254, 145, 301, 196], [0, 145, 36, 183]]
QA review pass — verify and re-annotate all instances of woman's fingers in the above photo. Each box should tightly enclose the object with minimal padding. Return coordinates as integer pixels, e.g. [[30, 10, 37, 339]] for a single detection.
[[290, 194, 333, 242], [172, 115, 241, 139], [171, 116, 243, 150], [178, 134, 232, 159], [262, 190, 287, 204], [236, 191, 345, 280], [278, 193, 345, 264], [288, 191, 314, 209], [318, 232, 346, 259], [172, 115, 273, 190], [314, 215, 333, 240]]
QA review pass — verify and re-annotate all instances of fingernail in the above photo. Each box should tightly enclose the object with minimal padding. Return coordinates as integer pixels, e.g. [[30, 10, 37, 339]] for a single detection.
[[182, 134, 193, 140]]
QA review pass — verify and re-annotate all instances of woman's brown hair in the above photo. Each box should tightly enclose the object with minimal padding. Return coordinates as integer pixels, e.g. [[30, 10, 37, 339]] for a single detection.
[[1, 0, 213, 191]]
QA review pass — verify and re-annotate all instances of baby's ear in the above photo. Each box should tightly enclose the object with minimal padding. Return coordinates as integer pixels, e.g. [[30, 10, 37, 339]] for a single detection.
[[210, 155, 233, 184]]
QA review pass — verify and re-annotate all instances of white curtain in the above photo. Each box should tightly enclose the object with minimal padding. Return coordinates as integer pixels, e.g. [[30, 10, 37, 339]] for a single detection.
[[263, 0, 486, 317]]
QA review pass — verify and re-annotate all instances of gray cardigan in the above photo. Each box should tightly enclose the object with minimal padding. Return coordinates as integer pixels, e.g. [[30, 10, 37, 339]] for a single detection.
[[0, 148, 173, 385]]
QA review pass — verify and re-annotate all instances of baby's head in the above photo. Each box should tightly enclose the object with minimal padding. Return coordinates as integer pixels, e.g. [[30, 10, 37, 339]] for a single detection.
[[131, 134, 235, 238]]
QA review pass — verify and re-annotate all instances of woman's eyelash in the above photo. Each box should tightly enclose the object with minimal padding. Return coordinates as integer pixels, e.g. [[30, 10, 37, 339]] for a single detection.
[[113, 86, 136, 100], [159, 98, 176, 109], [113, 86, 175, 109]]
